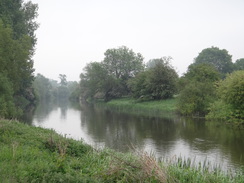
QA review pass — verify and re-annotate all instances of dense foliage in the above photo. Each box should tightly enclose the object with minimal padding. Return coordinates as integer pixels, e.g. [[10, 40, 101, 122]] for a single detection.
[[128, 57, 178, 100], [234, 58, 244, 71], [0, 74, 18, 118], [177, 46, 243, 122], [194, 46, 234, 76], [80, 46, 145, 102], [0, 0, 38, 118], [79, 48, 179, 102], [178, 63, 220, 116], [79, 46, 243, 123], [207, 70, 244, 122]]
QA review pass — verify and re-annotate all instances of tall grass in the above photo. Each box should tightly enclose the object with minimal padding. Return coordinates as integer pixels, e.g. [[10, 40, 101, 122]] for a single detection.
[[0, 120, 243, 182]]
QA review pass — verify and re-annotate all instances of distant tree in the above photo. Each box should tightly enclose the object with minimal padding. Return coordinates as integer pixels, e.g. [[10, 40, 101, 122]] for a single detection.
[[178, 63, 220, 116], [234, 58, 244, 71], [129, 57, 178, 100], [79, 46, 145, 102], [103, 46, 144, 97], [58, 74, 69, 99], [59, 74, 67, 86], [194, 47, 234, 75], [146, 56, 172, 69], [68, 81, 80, 102], [80, 62, 117, 102], [128, 71, 148, 99], [103, 46, 144, 80], [33, 74, 52, 101], [80, 62, 106, 100], [184, 63, 221, 83]]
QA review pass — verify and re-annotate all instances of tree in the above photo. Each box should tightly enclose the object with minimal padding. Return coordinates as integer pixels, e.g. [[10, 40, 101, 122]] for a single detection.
[[68, 81, 80, 102], [103, 46, 144, 97], [129, 57, 178, 100], [80, 62, 117, 102], [234, 58, 244, 71], [79, 46, 145, 102], [0, 20, 35, 110], [0, 0, 39, 44], [0, 73, 19, 118], [0, 0, 38, 117], [194, 47, 234, 75], [33, 74, 52, 101], [59, 74, 67, 86], [58, 74, 69, 99], [103, 46, 144, 80], [178, 63, 220, 116], [217, 70, 244, 118], [207, 70, 244, 122]]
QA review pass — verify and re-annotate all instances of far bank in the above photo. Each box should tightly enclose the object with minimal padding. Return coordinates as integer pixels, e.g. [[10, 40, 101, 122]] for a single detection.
[[94, 97, 178, 117]]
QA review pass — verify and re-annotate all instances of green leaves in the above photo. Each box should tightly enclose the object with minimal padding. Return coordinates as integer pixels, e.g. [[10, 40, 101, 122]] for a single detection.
[[80, 47, 145, 101], [0, 0, 38, 118], [0, 73, 19, 118], [177, 64, 220, 116], [103, 46, 144, 80], [194, 46, 234, 75], [128, 57, 178, 100]]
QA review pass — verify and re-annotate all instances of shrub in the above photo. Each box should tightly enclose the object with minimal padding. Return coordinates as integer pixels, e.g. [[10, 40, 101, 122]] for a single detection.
[[177, 64, 220, 116], [207, 70, 244, 123]]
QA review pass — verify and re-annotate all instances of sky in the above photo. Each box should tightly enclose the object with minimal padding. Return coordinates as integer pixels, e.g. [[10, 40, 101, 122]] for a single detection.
[[29, 0, 244, 81]]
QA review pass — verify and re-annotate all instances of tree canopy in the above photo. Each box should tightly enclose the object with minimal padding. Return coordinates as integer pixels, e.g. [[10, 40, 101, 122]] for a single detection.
[[177, 63, 220, 116], [129, 57, 178, 100], [80, 46, 144, 101], [194, 47, 234, 75], [234, 58, 244, 71], [103, 46, 144, 80]]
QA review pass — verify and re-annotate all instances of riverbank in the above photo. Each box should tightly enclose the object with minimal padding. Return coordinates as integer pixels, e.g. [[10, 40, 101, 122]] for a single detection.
[[97, 97, 178, 117], [0, 120, 243, 182]]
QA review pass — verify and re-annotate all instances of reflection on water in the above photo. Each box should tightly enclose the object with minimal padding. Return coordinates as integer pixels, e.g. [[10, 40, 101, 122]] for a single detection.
[[28, 101, 244, 172]]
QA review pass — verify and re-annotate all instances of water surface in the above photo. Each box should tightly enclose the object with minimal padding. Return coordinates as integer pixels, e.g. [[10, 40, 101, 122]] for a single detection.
[[24, 101, 244, 172]]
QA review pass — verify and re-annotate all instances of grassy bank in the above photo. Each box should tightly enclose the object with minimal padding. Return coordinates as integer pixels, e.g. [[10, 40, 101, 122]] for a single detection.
[[0, 120, 243, 182], [99, 97, 178, 117]]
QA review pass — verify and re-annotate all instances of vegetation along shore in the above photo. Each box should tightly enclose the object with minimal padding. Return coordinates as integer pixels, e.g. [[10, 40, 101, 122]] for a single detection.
[[1, 120, 244, 183]]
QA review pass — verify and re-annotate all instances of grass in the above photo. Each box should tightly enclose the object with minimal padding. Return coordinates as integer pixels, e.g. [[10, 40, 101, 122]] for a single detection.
[[0, 119, 243, 182], [99, 97, 178, 117]]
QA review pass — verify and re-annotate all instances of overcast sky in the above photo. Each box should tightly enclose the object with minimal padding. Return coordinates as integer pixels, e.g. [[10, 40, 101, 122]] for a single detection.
[[29, 0, 244, 81]]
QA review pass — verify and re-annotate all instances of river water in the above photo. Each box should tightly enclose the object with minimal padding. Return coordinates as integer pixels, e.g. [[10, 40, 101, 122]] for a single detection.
[[23, 100, 244, 172]]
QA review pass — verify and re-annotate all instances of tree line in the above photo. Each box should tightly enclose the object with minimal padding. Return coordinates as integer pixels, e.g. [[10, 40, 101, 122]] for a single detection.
[[0, 0, 38, 118], [78, 46, 244, 123], [79, 46, 178, 102], [0, 0, 243, 123], [33, 73, 79, 102]]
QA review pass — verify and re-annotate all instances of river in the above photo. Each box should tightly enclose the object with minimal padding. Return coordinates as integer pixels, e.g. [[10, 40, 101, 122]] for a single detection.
[[23, 100, 244, 172]]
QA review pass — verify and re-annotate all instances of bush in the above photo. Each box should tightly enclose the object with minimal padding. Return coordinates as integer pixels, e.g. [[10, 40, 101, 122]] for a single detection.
[[177, 64, 220, 116], [178, 82, 216, 116], [207, 70, 244, 123]]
